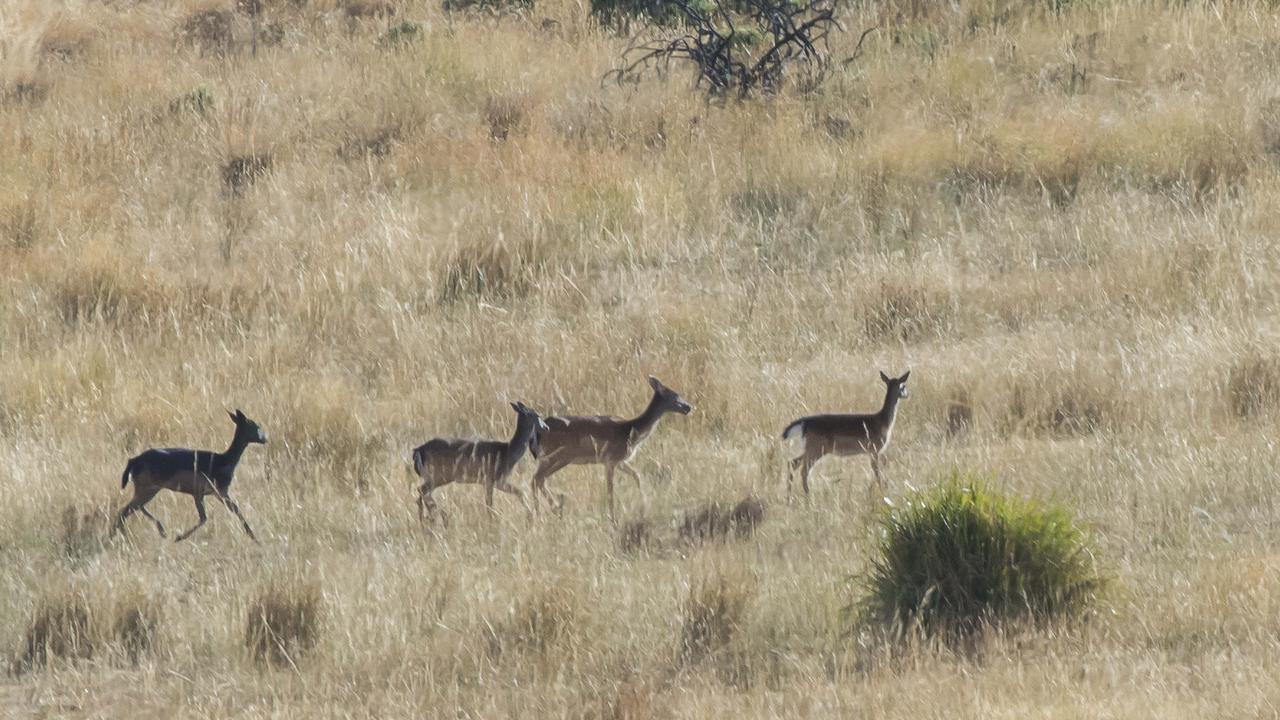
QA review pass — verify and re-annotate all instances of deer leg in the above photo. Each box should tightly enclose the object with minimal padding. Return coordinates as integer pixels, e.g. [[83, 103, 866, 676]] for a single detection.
[[217, 494, 259, 543], [531, 458, 569, 514], [484, 475, 496, 514], [138, 507, 167, 538], [493, 477, 532, 516], [618, 461, 642, 489], [800, 454, 816, 496], [111, 505, 132, 536], [174, 495, 208, 542], [416, 483, 429, 523], [419, 487, 447, 527], [787, 456, 805, 498], [871, 453, 884, 493], [618, 461, 647, 507], [113, 487, 160, 537], [605, 464, 617, 523]]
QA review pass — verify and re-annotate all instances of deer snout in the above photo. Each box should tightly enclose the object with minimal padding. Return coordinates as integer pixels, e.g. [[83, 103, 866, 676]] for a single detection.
[[677, 400, 694, 415]]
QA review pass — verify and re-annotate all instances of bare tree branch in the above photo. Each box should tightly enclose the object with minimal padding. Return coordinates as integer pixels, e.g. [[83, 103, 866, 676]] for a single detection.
[[605, 0, 870, 98]]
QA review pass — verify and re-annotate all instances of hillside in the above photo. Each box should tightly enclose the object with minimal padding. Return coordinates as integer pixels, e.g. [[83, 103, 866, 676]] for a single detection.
[[3, 0, 1280, 717]]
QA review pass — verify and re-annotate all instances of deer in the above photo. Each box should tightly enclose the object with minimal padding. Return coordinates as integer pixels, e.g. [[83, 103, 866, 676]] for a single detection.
[[530, 376, 693, 521], [782, 371, 910, 497], [112, 409, 266, 543], [411, 401, 549, 525]]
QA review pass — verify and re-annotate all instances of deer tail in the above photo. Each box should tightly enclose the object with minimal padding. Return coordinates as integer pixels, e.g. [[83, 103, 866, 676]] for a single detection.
[[411, 446, 425, 478], [120, 457, 138, 489], [782, 420, 805, 441]]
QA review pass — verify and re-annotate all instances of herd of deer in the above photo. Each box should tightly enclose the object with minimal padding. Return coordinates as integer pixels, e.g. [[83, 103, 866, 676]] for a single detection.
[[111, 371, 911, 542]]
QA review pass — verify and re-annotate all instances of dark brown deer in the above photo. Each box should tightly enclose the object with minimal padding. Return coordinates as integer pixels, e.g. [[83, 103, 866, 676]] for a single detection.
[[411, 401, 548, 525], [782, 371, 910, 496], [530, 376, 693, 520], [113, 409, 266, 542]]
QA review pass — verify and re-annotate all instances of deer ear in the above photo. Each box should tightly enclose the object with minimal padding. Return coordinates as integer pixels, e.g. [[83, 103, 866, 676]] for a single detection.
[[236, 409, 247, 420], [880, 371, 891, 384], [228, 410, 237, 423], [510, 401, 521, 413], [900, 370, 911, 382], [648, 376, 662, 392]]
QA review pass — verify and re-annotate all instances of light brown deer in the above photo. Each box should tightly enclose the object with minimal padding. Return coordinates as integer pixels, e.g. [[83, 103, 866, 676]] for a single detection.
[[782, 371, 910, 496], [411, 401, 548, 525], [530, 376, 693, 520]]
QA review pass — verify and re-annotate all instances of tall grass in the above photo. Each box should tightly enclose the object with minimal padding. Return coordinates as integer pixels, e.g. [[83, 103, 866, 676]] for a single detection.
[[2, 0, 1280, 715]]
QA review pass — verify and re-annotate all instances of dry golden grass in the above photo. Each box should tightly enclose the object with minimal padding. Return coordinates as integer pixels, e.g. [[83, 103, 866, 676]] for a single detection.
[[4, 0, 1280, 715]]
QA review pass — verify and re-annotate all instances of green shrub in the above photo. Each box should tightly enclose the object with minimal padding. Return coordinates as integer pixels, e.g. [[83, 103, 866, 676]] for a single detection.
[[853, 473, 1103, 642]]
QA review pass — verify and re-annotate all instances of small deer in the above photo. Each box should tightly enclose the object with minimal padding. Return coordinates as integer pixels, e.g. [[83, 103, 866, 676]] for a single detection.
[[411, 401, 548, 524], [113, 409, 266, 542], [782, 371, 910, 496], [530, 376, 693, 520]]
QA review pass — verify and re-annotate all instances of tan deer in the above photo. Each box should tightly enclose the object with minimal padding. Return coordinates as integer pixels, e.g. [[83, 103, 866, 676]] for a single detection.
[[782, 371, 910, 496], [530, 376, 693, 520], [411, 401, 548, 525]]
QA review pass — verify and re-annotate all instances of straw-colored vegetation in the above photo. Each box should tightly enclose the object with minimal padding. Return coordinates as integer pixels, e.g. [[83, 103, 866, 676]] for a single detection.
[[3, 0, 1280, 715]]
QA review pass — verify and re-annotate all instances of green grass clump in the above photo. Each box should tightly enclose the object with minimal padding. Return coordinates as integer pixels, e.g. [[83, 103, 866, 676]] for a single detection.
[[854, 473, 1103, 642]]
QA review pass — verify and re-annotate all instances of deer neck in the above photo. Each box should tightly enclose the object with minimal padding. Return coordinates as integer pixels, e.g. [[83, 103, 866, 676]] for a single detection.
[[878, 386, 901, 428], [220, 432, 251, 470], [502, 415, 537, 473], [627, 392, 668, 444]]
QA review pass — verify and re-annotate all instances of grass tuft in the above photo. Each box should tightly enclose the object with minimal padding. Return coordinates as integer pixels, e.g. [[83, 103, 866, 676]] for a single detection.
[[1227, 352, 1280, 419], [345, 0, 397, 20], [862, 278, 957, 344], [111, 594, 161, 665], [853, 472, 1104, 644], [678, 496, 765, 545], [483, 584, 578, 659], [337, 125, 401, 161], [245, 582, 324, 666], [617, 516, 660, 555], [945, 389, 973, 440], [178, 8, 242, 54], [484, 94, 529, 142], [378, 21, 423, 47], [18, 591, 95, 671], [222, 153, 274, 195], [438, 242, 535, 303], [443, 0, 533, 14], [170, 87, 216, 116], [59, 504, 109, 561], [678, 571, 750, 667]]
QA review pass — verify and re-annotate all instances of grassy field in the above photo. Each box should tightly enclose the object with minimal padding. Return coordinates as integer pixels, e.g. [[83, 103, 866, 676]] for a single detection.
[[4, 0, 1280, 716]]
